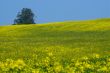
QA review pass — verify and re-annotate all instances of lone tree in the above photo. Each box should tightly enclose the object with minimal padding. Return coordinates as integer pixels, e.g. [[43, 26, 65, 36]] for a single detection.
[[14, 8, 35, 25]]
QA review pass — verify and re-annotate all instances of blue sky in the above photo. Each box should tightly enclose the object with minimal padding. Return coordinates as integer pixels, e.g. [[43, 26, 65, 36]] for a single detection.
[[0, 0, 110, 25]]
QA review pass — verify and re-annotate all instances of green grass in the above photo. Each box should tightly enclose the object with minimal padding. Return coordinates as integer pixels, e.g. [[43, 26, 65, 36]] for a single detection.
[[0, 18, 110, 62]]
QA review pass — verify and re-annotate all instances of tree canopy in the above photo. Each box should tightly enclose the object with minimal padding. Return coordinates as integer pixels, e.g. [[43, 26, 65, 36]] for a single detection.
[[14, 8, 35, 25]]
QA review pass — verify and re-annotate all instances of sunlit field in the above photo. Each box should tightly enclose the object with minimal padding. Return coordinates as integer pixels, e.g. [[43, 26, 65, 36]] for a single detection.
[[0, 18, 110, 72]]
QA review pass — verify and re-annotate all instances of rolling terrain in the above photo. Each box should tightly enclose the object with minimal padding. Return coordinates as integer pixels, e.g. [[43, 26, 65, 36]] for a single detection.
[[1, 19, 110, 72], [0, 19, 110, 61]]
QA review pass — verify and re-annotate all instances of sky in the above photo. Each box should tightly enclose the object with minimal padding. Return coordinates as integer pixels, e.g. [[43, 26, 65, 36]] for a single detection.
[[0, 0, 110, 25]]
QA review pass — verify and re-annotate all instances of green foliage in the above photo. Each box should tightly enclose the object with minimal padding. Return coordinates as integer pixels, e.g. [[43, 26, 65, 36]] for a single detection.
[[0, 54, 110, 73], [14, 8, 35, 25]]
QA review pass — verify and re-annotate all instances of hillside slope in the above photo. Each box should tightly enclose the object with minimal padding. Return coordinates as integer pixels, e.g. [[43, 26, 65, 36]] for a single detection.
[[0, 18, 110, 32], [0, 19, 110, 61]]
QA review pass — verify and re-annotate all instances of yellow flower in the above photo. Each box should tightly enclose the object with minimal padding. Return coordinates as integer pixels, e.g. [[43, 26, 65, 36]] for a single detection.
[[48, 52, 53, 56], [107, 58, 110, 62], [54, 65, 62, 72], [16, 59, 25, 66], [93, 54, 100, 58], [82, 56, 88, 60], [75, 61, 80, 66], [85, 63, 91, 68], [98, 66, 108, 72], [32, 69, 39, 73]]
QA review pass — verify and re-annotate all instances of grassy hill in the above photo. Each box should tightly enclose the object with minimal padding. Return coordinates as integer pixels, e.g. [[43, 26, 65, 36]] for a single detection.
[[0, 18, 110, 61], [1, 19, 110, 72]]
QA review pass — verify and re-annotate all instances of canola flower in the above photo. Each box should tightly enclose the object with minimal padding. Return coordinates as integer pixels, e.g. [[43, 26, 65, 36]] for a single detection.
[[0, 54, 110, 73]]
